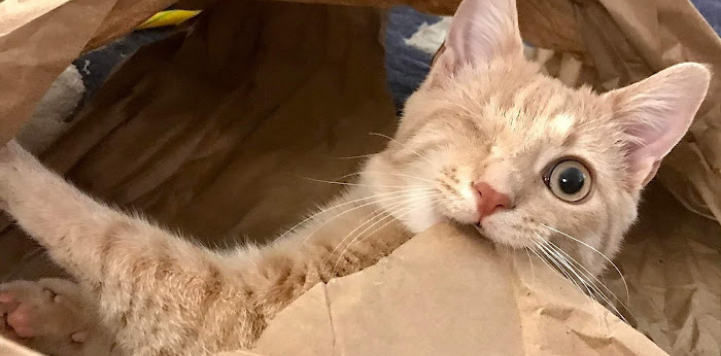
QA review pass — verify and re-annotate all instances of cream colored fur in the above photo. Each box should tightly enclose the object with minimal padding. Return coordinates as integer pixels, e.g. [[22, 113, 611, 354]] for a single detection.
[[0, 141, 412, 356], [0, 0, 710, 355]]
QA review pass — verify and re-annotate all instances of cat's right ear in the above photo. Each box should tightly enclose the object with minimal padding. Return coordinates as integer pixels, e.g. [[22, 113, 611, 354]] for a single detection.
[[430, 0, 523, 80]]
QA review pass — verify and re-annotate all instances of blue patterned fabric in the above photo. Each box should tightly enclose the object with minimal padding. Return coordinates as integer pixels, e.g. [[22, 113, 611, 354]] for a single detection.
[[693, 0, 720, 34], [74, 3, 720, 109], [384, 3, 720, 108]]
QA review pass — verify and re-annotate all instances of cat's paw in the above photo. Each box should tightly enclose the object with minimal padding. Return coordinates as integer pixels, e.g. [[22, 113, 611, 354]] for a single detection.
[[0, 279, 107, 356], [0, 287, 32, 340]]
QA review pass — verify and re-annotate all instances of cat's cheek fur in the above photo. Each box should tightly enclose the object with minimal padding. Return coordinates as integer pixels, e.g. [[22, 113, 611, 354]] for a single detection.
[[557, 185, 638, 276], [423, 150, 480, 225], [403, 206, 445, 234], [361, 155, 446, 234], [376, 142, 483, 232]]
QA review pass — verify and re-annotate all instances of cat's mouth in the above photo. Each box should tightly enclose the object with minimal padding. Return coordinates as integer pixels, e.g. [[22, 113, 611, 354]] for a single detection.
[[472, 223, 488, 238], [469, 218, 529, 249], [442, 213, 489, 238], [473, 221, 486, 236]]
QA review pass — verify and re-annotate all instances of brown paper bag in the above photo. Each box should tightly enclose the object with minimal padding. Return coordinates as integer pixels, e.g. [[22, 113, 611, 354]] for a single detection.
[[232, 224, 674, 356], [0, 0, 113, 144], [0, 0, 719, 355]]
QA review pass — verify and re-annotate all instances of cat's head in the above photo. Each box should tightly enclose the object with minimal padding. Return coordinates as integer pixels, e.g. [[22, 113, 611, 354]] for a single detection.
[[364, 0, 710, 276]]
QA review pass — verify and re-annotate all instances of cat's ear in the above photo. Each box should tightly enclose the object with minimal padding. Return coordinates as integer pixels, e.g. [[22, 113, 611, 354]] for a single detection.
[[605, 63, 711, 188], [432, 0, 522, 78]]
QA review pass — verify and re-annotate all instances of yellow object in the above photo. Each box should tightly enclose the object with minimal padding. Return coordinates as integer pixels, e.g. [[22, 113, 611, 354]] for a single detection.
[[138, 10, 202, 30]]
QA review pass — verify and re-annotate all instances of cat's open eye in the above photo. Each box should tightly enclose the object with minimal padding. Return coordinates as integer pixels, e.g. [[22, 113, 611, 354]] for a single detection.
[[544, 160, 592, 203]]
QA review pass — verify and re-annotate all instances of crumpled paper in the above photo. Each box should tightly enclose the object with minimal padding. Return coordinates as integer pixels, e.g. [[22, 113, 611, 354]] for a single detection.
[[0, 0, 719, 355], [219, 224, 673, 356]]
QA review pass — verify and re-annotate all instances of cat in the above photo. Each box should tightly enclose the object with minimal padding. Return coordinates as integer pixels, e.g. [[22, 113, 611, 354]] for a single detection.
[[0, 0, 710, 355]]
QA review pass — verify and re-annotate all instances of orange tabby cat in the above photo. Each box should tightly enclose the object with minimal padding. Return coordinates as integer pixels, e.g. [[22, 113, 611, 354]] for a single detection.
[[0, 0, 710, 355]]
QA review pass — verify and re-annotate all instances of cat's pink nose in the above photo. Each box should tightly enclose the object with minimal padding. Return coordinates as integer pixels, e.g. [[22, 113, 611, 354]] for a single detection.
[[474, 182, 512, 221]]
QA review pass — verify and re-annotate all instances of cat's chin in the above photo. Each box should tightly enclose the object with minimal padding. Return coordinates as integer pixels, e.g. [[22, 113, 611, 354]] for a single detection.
[[473, 221, 535, 250]]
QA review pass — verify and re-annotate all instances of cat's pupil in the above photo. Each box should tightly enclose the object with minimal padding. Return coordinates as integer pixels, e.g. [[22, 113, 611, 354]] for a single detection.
[[558, 167, 585, 194]]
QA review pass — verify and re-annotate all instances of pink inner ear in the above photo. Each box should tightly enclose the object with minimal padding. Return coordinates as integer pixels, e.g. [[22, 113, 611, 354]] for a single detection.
[[623, 98, 682, 163], [608, 63, 710, 187], [440, 0, 522, 73]]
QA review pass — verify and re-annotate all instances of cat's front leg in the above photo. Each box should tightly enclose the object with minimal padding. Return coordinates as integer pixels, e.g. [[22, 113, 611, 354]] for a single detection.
[[0, 141, 143, 283], [0, 142, 255, 355], [0, 141, 210, 291]]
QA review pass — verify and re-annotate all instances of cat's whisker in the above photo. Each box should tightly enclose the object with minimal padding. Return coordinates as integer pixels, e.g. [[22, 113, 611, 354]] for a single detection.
[[535, 240, 611, 327], [540, 224, 629, 302], [328, 152, 380, 160], [302, 189, 439, 244], [536, 241, 607, 326], [547, 244, 628, 326], [525, 248, 535, 283], [277, 187, 435, 240], [528, 245, 568, 282], [536, 235, 630, 324], [530, 240, 622, 326], [330, 204, 406, 269], [335, 170, 442, 186], [368, 132, 436, 166], [538, 242, 595, 299], [542, 239, 635, 324], [534, 240, 594, 303], [333, 196, 442, 269], [341, 195, 442, 256], [298, 176, 432, 189], [330, 197, 416, 257], [531, 241, 577, 286], [535, 242, 583, 293], [328, 193, 441, 263]]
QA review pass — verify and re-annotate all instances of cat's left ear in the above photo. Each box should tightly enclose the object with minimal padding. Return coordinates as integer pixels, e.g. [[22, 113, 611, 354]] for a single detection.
[[605, 63, 711, 189], [431, 0, 523, 79]]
